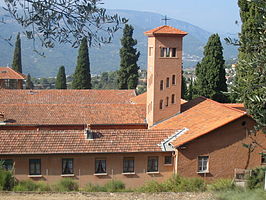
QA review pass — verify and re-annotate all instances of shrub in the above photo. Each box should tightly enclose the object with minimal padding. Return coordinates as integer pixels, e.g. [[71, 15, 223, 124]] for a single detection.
[[0, 169, 15, 191], [137, 180, 165, 192], [52, 178, 79, 192], [84, 183, 106, 192], [35, 181, 51, 191], [177, 177, 206, 192], [104, 180, 125, 192], [13, 180, 38, 191], [247, 166, 266, 189], [207, 179, 234, 191]]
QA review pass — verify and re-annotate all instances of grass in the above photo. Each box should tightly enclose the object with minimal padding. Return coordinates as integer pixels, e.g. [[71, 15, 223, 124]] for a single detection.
[[216, 189, 266, 200]]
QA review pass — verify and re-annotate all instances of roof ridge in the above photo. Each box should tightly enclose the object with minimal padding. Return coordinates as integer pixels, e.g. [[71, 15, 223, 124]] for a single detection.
[[0, 103, 145, 106], [205, 98, 246, 114]]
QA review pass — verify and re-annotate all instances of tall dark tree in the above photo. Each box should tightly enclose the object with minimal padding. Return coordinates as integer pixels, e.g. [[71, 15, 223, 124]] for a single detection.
[[236, 0, 266, 128], [56, 66, 67, 89], [26, 74, 34, 89], [181, 71, 188, 100], [12, 33, 22, 73], [235, 0, 264, 97], [72, 37, 92, 89], [117, 24, 140, 89], [188, 78, 194, 100], [194, 34, 227, 102]]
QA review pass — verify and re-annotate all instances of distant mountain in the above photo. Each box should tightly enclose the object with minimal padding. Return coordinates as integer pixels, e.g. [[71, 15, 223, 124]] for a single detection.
[[0, 8, 238, 77]]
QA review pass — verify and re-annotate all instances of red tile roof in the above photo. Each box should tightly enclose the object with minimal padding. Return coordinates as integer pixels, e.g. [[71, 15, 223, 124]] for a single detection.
[[1, 104, 146, 125], [0, 129, 176, 154], [152, 97, 246, 147], [0, 89, 136, 104], [223, 103, 246, 111], [0, 67, 26, 80], [130, 92, 187, 105], [144, 25, 188, 36]]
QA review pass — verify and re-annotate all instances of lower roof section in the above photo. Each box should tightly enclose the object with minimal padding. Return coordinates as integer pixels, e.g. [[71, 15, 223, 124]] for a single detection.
[[0, 129, 177, 155]]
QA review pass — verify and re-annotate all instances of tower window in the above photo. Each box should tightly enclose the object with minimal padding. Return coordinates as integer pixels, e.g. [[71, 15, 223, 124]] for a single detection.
[[166, 48, 170, 57], [160, 48, 165, 57], [160, 100, 163, 110], [160, 80, 164, 90], [172, 48, 176, 57], [171, 94, 175, 104], [166, 77, 170, 88], [172, 75, 176, 85], [166, 97, 169, 107]]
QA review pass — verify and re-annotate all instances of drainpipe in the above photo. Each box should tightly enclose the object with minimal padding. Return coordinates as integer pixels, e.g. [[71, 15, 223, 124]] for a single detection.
[[174, 149, 179, 174]]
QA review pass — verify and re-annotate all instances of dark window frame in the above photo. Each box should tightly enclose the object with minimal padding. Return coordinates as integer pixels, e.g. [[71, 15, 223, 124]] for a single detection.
[[171, 94, 175, 104], [1, 159, 13, 171], [147, 156, 159, 172], [62, 158, 74, 175], [29, 159, 41, 175], [166, 77, 170, 88], [160, 100, 163, 110], [164, 156, 172, 165], [95, 158, 106, 174], [198, 156, 209, 173], [172, 75, 176, 85], [123, 157, 135, 173], [261, 153, 266, 164], [160, 80, 164, 91], [166, 97, 169, 107]]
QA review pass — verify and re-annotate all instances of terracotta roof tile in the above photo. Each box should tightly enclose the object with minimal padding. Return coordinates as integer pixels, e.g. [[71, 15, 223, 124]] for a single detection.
[[152, 97, 246, 147], [0, 67, 26, 80], [223, 103, 246, 111], [0, 89, 136, 104], [1, 104, 146, 125], [144, 25, 188, 36], [130, 92, 187, 105], [0, 129, 176, 154]]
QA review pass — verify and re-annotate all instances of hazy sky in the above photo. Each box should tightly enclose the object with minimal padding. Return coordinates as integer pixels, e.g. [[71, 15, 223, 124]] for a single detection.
[[102, 0, 241, 34]]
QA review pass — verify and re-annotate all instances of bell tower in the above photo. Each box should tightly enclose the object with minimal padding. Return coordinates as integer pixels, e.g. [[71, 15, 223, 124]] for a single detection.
[[144, 25, 187, 127]]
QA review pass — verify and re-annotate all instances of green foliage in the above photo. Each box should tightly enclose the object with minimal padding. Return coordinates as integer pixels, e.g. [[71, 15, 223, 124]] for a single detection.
[[72, 37, 92, 89], [194, 34, 228, 102], [55, 66, 67, 89], [26, 73, 34, 89], [12, 33, 22, 73], [137, 175, 205, 193], [217, 189, 266, 200], [236, 0, 266, 127], [92, 71, 119, 89], [247, 166, 266, 189], [207, 179, 234, 191], [84, 180, 126, 192], [0, 168, 15, 191], [52, 178, 79, 192], [104, 180, 125, 192], [13, 180, 38, 191], [188, 78, 194, 100], [118, 24, 140, 89], [181, 72, 188, 100]]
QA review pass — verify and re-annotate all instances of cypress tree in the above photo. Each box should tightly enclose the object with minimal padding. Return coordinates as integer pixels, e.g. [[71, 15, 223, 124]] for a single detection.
[[56, 66, 67, 89], [72, 37, 92, 89], [188, 78, 193, 100], [26, 74, 34, 89], [118, 24, 140, 89], [194, 34, 227, 102], [181, 71, 188, 100], [12, 33, 22, 73]]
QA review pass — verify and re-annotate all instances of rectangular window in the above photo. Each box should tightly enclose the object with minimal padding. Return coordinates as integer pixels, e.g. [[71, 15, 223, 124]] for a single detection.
[[147, 156, 159, 172], [171, 48, 176, 57], [160, 80, 164, 91], [166, 77, 170, 88], [166, 97, 169, 107], [164, 156, 172, 165], [1, 159, 13, 171], [160, 48, 165, 57], [62, 158, 74, 174], [166, 48, 170, 57], [171, 94, 175, 104], [95, 159, 106, 174], [149, 47, 153, 56], [160, 100, 163, 110], [172, 75, 176, 85], [198, 156, 209, 173], [29, 159, 41, 175], [261, 153, 266, 164], [123, 157, 134, 173]]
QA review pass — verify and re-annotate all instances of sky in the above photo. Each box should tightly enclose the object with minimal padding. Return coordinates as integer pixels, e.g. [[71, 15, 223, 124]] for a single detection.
[[102, 0, 241, 34]]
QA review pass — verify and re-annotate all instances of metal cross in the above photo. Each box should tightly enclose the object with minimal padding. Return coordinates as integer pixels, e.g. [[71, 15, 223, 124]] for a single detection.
[[162, 15, 170, 25]]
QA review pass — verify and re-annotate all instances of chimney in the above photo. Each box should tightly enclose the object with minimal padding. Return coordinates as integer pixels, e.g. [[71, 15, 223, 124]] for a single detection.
[[85, 128, 94, 140]]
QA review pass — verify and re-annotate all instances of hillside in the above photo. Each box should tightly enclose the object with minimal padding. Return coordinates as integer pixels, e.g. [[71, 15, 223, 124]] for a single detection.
[[0, 9, 237, 77]]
